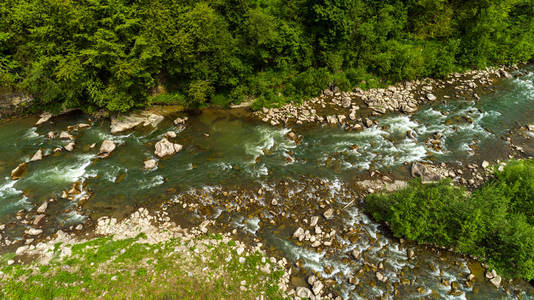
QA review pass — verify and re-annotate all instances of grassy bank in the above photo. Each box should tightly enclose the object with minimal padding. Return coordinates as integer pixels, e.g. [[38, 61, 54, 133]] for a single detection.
[[0, 233, 286, 299], [365, 159, 534, 281]]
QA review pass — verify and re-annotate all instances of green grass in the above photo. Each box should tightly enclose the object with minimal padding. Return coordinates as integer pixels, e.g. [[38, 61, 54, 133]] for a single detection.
[[365, 159, 534, 280], [0, 234, 286, 299]]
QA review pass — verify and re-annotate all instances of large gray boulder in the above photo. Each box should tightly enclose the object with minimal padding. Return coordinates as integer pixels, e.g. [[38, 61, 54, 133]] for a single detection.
[[110, 111, 164, 134]]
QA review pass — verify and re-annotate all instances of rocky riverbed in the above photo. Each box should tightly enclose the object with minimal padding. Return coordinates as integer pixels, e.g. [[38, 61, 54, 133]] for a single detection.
[[0, 65, 533, 299]]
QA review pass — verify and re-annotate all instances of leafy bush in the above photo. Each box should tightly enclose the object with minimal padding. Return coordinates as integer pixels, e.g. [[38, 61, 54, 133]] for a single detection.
[[366, 159, 534, 280]]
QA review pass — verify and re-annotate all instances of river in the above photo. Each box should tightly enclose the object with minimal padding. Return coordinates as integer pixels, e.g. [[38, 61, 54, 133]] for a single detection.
[[0, 68, 533, 299]]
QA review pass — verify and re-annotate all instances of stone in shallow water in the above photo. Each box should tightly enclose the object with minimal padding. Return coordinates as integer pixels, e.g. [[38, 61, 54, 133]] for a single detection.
[[11, 163, 27, 180], [35, 112, 52, 126], [99, 140, 116, 154], [64, 142, 75, 152], [30, 149, 43, 162], [36, 201, 48, 214], [154, 138, 182, 158], [323, 208, 334, 220], [144, 159, 158, 170], [295, 287, 312, 298]]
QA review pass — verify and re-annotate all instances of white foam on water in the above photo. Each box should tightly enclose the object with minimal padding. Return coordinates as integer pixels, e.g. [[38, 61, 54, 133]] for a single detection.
[[244, 217, 260, 234], [0, 178, 23, 198], [24, 127, 41, 139], [101, 165, 123, 182], [244, 127, 295, 163], [60, 210, 87, 225], [26, 154, 95, 184], [139, 175, 164, 190], [2, 195, 32, 211]]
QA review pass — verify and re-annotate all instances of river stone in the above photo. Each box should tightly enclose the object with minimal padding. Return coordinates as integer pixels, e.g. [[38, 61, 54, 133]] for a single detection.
[[144, 159, 158, 170], [293, 227, 304, 240], [25, 228, 43, 236], [15, 245, 29, 256], [35, 112, 53, 126], [323, 208, 334, 220], [500, 70, 513, 79], [310, 216, 319, 227], [295, 287, 312, 298], [11, 163, 27, 180], [411, 162, 441, 183], [30, 149, 43, 162], [173, 117, 188, 125], [78, 123, 90, 129], [36, 201, 48, 214], [154, 138, 182, 158], [482, 161, 490, 169], [426, 93, 437, 101], [364, 118, 373, 128], [376, 272, 387, 282], [64, 142, 75, 152], [165, 131, 177, 138], [312, 280, 324, 295], [527, 124, 534, 132], [490, 275, 502, 288], [33, 214, 46, 226], [59, 131, 74, 140], [99, 140, 116, 154], [352, 249, 361, 259], [110, 112, 164, 134]]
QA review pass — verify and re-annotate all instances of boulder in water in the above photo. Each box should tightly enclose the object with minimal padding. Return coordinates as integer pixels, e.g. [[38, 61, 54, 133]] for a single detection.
[[64, 142, 75, 152], [99, 140, 116, 155], [295, 287, 312, 298], [173, 117, 188, 125], [36, 201, 48, 214], [33, 214, 46, 226], [35, 112, 52, 126], [426, 93, 437, 101], [59, 131, 74, 140], [110, 111, 164, 134], [144, 159, 158, 170], [11, 163, 27, 180], [165, 131, 177, 138], [30, 149, 43, 162], [528, 124, 534, 132], [154, 138, 182, 158]]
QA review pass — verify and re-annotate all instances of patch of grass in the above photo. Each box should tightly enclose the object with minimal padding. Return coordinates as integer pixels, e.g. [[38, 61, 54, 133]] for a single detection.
[[365, 159, 534, 280], [0, 235, 287, 299]]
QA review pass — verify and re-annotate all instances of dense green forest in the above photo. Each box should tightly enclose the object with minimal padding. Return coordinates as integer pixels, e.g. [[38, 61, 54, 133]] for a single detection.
[[366, 160, 534, 280], [1, 0, 533, 112]]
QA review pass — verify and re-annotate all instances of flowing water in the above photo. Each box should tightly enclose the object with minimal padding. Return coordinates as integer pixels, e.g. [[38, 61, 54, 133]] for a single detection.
[[1, 69, 534, 298]]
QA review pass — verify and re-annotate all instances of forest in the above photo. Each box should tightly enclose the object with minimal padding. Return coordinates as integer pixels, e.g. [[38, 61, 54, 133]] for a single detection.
[[1, 0, 533, 112]]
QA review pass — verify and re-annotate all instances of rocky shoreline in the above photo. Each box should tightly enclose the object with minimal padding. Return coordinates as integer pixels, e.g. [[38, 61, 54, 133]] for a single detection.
[[253, 65, 524, 129]]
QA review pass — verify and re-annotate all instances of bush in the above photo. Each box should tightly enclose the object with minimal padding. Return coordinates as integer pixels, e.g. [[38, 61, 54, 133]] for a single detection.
[[366, 159, 534, 280]]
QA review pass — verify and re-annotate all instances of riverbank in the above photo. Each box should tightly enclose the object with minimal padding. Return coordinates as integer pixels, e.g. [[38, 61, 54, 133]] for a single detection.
[[0, 208, 294, 299]]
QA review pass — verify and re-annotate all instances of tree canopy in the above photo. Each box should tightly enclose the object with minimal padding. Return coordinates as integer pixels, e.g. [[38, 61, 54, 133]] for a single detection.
[[1, 0, 533, 111]]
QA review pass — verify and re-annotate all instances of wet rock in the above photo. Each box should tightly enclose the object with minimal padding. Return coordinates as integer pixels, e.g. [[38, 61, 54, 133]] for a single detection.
[[364, 118, 373, 128], [411, 162, 441, 183], [99, 140, 116, 155], [173, 117, 188, 125], [490, 275, 502, 288], [33, 214, 46, 226], [295, 287, 312, 298], [165, 131, 177, 138], [59, 131, 74, 140], [426, 93, 437, 101], [25, 228, 43, 236], [287, 132, 297, 140], [78, 123, 90, 129], [47, 131, 55, 139], [30, 149, 43, 162], [64, 142, 75, 152], [500, 70, 513, 79], [36, 201, 48, 214], [154, 138, 182, 158], [144, 159, 158, 170], [35, 112, 53, 126], [352, 249, 361, 259], [528, 124, 534, 132], [482, 161, 490, 169], [110, 112, 164, 134], [323, 208, 334, 220], [11, 163, 27, 180]]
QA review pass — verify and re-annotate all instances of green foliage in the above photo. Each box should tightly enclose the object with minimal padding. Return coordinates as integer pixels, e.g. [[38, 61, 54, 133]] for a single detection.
[[366, 159, 534, 280], [0, 0, 533, 111]]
